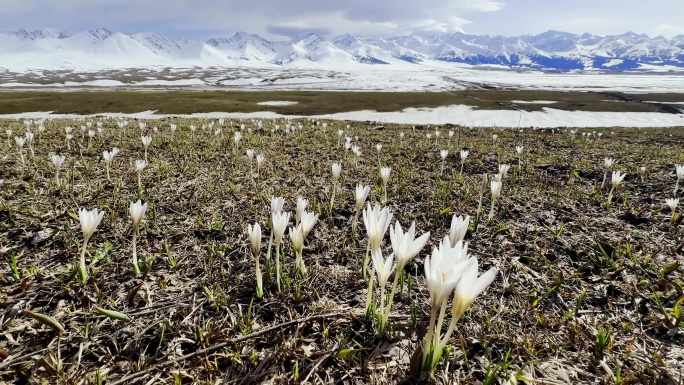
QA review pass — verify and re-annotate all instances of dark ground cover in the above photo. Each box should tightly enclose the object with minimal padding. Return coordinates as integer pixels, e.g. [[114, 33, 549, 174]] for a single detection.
[[0, 118, 682, 384]]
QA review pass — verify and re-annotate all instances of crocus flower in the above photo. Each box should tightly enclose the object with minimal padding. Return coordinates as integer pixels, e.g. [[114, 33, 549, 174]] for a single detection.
[[372, 248, 395, 289], [256, 154, 265, 176], [79, 207, 104, 244], [516, 145, 523, 154], [300, 211, 319, 238], [271, 196, 285, 215], [611, 170, 626, 187], [449, 215, 470, 247], [362, 203, 393, 252], [450, 257, 497, 321], [498, 164, 511, 177], [666, 198, 679, 213], [296, 197, 308, 225], [423, 237, 469, 308], [491, 180, 502, 200], [289, 224, 304, 255], [129, 200, 148, 229], [390, 220, 430, 270], [248, 222, 261, 256], [355, 184, 370, 212], [135, 160, 147, 172], [675, 165, 684, 194], [380, 167, 391, 185], [272, 210, 291, 291], [51, 154, 65, 169], [332, 162, 341, 181], [272, 211, 290, 244]]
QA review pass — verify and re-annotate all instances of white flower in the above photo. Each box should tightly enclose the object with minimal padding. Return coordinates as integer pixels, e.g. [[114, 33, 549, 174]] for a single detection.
[[440, 150, 448, 160], [103, 149, 118, 163], [246, 149, 254, 160], [272, 211, 291, 244], [296, 197, 308, 224], [449, 215, 470, 247], [141, 135, 152, 147], [424, 236, 469, 308], [362, 203, 393, 251], [604, 158, 615, 169], [676, 164, 684, 180], [135, 160, 147, 172], [492, 134, 498, 143], [516, 146, 523, 154], [15, 136, 26, 148], [611, 170, 626, 187], [271, 196, 285, 214], [355, 183, 371, 211], [451, 257, 497, 319], [79, 207, 104, 242], [289, 224, 305, 254], [88, 130, 95, 138], [332, 163, 342, 181], [25, 132, 34, 143], [460, 150, 469, 161], [66, 134, 73, 141], [51, 155, 65, 169], [372, 248, 395, 288], [337, 129, 344, 137], [376, 143, 382, 152], [129, 200, 148, 228], [380, 167, 391, 185], [389, 220, 430, 270], [300, 211, 318, 238], [491, 180, 503, 200], [498, 164, 511, 177], [666, 198, 679, 213], [65, 127, 73, 134], [256, 154, 265, 165], [234, 131, 243, 143]]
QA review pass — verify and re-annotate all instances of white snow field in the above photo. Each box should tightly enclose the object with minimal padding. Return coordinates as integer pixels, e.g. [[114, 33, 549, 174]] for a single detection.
[[256, 101, 299, 106], [2, 106, 682, 129]]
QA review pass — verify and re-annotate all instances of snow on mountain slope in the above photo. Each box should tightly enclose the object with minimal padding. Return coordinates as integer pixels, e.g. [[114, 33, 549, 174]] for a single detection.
[[1, 28, 684, 72]]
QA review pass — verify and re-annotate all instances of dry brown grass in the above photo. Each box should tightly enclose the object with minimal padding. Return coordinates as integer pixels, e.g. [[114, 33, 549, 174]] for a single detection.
[[0, 118, 682, 384], [0, 90, 682, 115]]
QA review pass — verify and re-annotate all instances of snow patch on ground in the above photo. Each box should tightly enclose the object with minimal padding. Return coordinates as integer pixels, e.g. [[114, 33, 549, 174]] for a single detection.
[[3, 105, 682, 128], [511, 100, 558, 104], [256, 101, 299, 106]]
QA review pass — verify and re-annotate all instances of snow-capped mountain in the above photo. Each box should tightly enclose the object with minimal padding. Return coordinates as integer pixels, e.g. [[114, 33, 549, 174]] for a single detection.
[[1, 27, 684, 72]]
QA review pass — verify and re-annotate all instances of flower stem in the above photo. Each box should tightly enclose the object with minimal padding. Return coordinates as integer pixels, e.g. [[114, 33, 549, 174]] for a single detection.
[[132, 229, 141, 276], [329, 183, 336, 214], [78, 238, 89, 284], [275, 240, 281, 292]]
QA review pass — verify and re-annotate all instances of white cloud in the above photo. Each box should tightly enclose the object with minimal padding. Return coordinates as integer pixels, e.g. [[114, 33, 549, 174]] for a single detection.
[[0, 0, 681, 40], [0, 0, 499, 38], [654, 24, 684, 38]]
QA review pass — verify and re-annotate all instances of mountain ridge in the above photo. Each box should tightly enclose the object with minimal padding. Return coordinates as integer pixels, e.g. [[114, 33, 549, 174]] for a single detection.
[[1, 28, 684, 72]]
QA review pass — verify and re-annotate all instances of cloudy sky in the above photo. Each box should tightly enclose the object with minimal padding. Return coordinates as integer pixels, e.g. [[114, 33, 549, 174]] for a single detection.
[[1, 0, 683, 40]]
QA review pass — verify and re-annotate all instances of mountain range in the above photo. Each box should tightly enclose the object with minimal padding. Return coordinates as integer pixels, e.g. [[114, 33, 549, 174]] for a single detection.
[[1, 28, 684, 72]]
